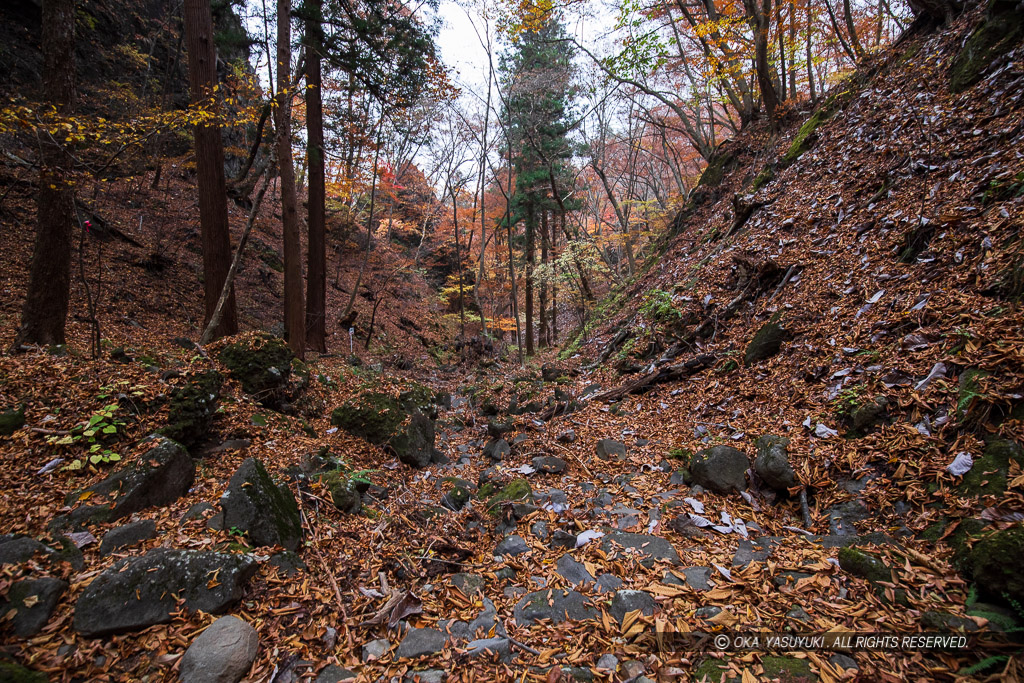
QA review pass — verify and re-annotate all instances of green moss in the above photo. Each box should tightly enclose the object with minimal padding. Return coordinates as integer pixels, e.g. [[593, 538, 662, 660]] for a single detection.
[[218, 335, 293, 398], [761, 656, 817, 682], [969, 526, 1024, 605], [745, 321, 786, 366], [959, 438, 1023, 497], [950, 0, 1024, 93], [484, 478, 532, 515], [160, 371, 222, 449], [950, 518, 988, 573], [784, 108, 830, 164], [751, 165, 776, 191], [330, 393, 405, 445], [0, 659, 48, 683], [697, 148, 738, 189], [0, 404, 26, 437], [694, 658, 734, 682], [667, 448, 692, 466], [838, 547, 890, 584]]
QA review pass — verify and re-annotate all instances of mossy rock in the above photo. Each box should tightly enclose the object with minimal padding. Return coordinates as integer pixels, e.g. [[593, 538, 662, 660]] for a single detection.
[[957, 368, 990, 425], [0, 658, 48, 683], [950, 0, 1024, 93], [958, 438, 1024, 497], [846, 396, 889, 434], [324, 472, 361, 514], [697, 147, 738, 189], [694, 657, 736, 682], [838, 547, 891, 584], [0, 405, 26, 437], [751, 165, 776, 191], [761, 656, 818, 682], [744, 321, 786, 366], [968, 526, 1024, 606], [483, 478, 532, 515], [331, 393, 406, 445], [220, 457, 302, 550], [949, 518, 988, 573], [218, 335, 293, 401], [160, 371, 222, 449], [784, 107, 831, 165]]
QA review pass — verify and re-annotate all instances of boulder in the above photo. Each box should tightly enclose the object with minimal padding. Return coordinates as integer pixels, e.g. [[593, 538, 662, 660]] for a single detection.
[[609, 590, 657, 624], [494, 535, 529, 558], [690, 446, 750, 494], [0, 536, 51, 566], [532, 455, 566, 474], [0, 660, 47, 683], [395, 628, 448, 659], [514, 589, 597, 626], [1, 577, 67, 636], [179, 615, 259, 683], [968, 526, 1024, 606], [315, 665, 358, 683], [745, 321, 786, 365], [595, 440, 627, 461], [0, 404, 26, 436], [753, 436, 796, 493], [218, 335, 294, 404], [465, 637, 511, 660], [99, 519, 158, 555], [60, 436, 194, 526], [74, 549, 257, 636], [600, 531, 680, 567], [838, 547, 890, 584], [479, 478, 532, 516], [483, 438, 510, 462], [331, 393, 437, 469], [160, 371, 223, 449], [220, 458, 302, 550]]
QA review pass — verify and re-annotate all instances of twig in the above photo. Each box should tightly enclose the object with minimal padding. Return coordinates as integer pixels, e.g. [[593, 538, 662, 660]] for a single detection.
[[30, 427, 71, 436], [508, 637, 541, 656], [799, 487, 813, 529], [293, 483, 351, 647]]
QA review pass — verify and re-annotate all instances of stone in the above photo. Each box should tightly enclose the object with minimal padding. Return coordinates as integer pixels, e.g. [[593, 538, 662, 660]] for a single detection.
[[328, 478, 362, 514], [665, 567, 712, 591], [494, 535, 529, 558], [182, 502, 216, 524], [220, 458, 302, 550], [830, 654, 858, 671], [595, 439, 626, 460], [315, 665, 358, 683], [551, 530, 577, 550], [753, 435, 796, 493], [217, 335, 294, 404], [732, 537, 780, 568], [160, 371, 222, 450], [744, 321, 786, 365], [486, 421, 513, 437], [838, 547, 890, 584], [73, 549, 257, 637], [451, 573, 485, 596], [531, 520, 549, 540], [600, 531, 680, 567], [609, 590, 656, 624], [827, 501, 870, 536], [773, 571, 812, 588], [464, 637, 511, 660], [596, 575, 623, 593], [61, 436, 194, 525], [331, 393, 437, 468], [179, 615, 259, 683], [695, 606, 721, 619], [531, 455, 566, 474], [1, 577, 67, 636], [268, 551, 306, 577], [483, 438, 510, 461], [557, 430, 577, 444], [968, 526, 1024, 605], [596, 654, 618, 672], [690, 446, 750, 494], [362, 638, 390, 662], [480, 478, 532, 516], [514, 589, 598, 625], [556, 554, 594, 586], [786, 606, 811, 622], [404, 671, 446, 683], [395, 628, 447, 659], [99, 519, 157, 555], [0, 536, 50, 566], [0, 405, 26, 436], [0, 659, 47, 683], [848, 396, 888, 432]]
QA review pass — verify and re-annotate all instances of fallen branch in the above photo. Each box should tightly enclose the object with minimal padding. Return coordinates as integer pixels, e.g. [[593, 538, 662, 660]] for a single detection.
[[593, 354, 717, 402], [799, 488, 813, 529]]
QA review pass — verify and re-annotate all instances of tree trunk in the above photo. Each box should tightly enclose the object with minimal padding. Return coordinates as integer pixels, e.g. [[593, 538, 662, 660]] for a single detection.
[[744, 0, 780, 126], [524, 201, 535, 356], [843, 0, 865, 57], [806, 1, 817, 102], [183, 0, 236, 340], [304, 0, 326, 352], [14, 0, 77, 350], [276, 0, 304, 358]]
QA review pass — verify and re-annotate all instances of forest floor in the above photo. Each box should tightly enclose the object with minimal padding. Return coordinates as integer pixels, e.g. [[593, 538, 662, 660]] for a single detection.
[[2, 4, 1024, 683]]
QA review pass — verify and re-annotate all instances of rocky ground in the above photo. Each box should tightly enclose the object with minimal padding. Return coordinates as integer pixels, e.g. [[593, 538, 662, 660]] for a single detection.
[[3, 3, 1024, 683]]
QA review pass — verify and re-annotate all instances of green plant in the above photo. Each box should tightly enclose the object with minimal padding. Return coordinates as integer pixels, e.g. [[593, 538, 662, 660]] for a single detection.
[[48, 403, 124, 470], [639, 288, 682, 324], [832, 385, 866, 420]]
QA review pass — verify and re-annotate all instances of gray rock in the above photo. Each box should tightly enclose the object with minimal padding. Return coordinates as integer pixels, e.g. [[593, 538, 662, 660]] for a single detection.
[[60, 436, 194, 526], [396, 628, 447, 659], [531, 520, 549, 540], [494, 535, 529, 558], [596, 654, 618, 672], [786, 606, 811, 622], [595, 440, 627, 461], [464, 637, 511, 660], [315, 665, 358, 683], [514, 589, 598, 626], [556, 554, 594, 585], [827, 500, 869, 536], [483, 439, 510, 461], [404, 671, 446, 683], [450, 573, 485, 596], [179, 615, 258, 683], [666, 567, 712, 591], [551, 529, 577, 550], [773, 571, 812, 588], [532, 455, 566, 474], [220, 458, 302, 550], [467, 598, 503, 637], [849, 396, 888, 432], [690, 446, 750, 494], [745, 321, 786, 365], [0, 536, 50, 566], [695, 606, 722, 619], [99, 519, 157, 555], [600, 531, 680, 567], [362, 638, 390, 662], [830, 654, 859, 671], [182, 502, 216, 524], [732, 537, 780, 568], [596, 574, 623, 593], [557, 430, 577, 444], [268, 551, 306, 577], [1, 577, 67, 637], [753, 436, 796, 493], [73, 549, 257, 636], [609, 590, 657, 624]]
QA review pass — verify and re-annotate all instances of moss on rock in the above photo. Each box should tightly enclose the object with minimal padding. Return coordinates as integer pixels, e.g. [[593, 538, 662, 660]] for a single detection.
[[745, 321, 786, 366], [950, 0, 1024, 93], [218, 335, 293, 400], [330, 393, 406, 445], [968, 526, 1024, 605], [483, 478, 532, 515], [160, 371, 222, 449], [761, 656, 818, 682], [958, 438, 1024, 497], [838, 547, 891, 584], [0, 405, 26, 437]]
